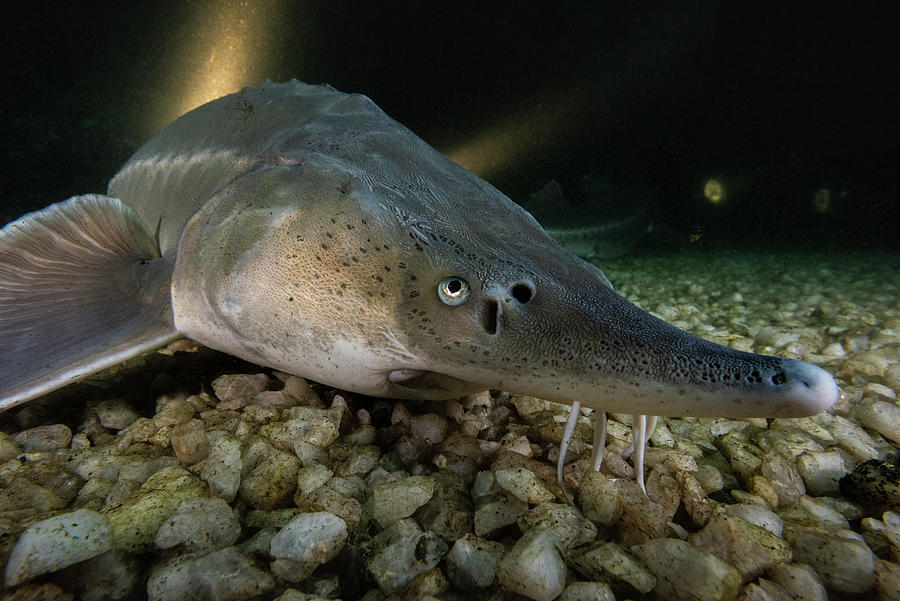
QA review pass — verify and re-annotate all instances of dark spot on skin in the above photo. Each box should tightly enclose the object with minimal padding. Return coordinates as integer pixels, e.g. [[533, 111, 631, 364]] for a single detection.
[[341, 283, 347, 289], [362, 219, 367, 224], [326, 232, 333, 238], [288, 297, 294, 302], [398, 262, 406, 269], [321, 244, 328, 250], [410, 275, 417, 281]]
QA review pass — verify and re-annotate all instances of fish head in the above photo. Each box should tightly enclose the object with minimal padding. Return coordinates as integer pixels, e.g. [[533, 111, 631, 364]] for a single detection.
[[172, 134, 839, 419], [374, 179, 839, 418]]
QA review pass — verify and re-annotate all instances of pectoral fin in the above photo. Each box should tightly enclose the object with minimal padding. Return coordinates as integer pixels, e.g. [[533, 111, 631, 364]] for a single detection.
[[0, 195, 179, 409]]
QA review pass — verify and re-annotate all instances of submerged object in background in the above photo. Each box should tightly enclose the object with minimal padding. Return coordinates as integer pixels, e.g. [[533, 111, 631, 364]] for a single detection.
[[520, 174, 658, 260]]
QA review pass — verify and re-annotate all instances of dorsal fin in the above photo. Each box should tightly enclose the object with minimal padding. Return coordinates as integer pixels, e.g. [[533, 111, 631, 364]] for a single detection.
[[0, 195, 179, 409]]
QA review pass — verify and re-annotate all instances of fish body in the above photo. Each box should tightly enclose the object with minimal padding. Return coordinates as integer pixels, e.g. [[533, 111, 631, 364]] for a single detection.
[[0, 81, 838, 422]]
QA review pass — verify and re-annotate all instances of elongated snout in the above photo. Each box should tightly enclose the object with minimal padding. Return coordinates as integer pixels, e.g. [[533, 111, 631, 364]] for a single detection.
[[478, 272, 841, 418], [590, 293, 839, 417]]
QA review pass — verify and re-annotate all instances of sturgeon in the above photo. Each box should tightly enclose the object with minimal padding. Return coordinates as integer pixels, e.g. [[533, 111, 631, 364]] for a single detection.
[[0, 81, 838, 490]]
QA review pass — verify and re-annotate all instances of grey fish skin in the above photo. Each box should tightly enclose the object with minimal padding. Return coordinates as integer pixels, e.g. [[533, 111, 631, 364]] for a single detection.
[[0, 80, 839, 418]]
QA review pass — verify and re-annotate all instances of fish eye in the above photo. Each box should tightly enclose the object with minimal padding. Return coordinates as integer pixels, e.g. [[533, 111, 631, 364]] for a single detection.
[[438, 277, 470, 306]]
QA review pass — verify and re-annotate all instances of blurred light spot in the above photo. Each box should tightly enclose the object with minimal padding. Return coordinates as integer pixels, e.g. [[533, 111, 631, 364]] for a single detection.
[[443, 92, 583, 181], [703, 178, 724, 203], [813, 187, 832, 213]]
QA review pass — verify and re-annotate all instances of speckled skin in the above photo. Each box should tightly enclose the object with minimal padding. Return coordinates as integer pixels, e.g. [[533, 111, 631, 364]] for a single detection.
[[82, 81, 839, 415]]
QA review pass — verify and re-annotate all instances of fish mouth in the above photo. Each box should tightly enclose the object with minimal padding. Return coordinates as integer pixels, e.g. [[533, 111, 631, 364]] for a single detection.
[[386, 368, 474, 397]]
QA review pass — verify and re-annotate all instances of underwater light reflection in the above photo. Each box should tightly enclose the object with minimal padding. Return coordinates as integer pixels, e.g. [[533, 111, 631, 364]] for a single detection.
[[153, 0, 289, 134], [703, 178, 725, 203], [444, 91, 584, 181]]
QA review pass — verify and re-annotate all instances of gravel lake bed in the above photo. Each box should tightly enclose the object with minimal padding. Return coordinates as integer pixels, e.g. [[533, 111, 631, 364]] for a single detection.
[[1, 249, 898, 601]]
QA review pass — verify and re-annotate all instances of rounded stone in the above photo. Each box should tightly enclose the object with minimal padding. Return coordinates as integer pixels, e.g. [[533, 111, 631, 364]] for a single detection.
[[494, 467, 554, 504], [558, 582, 615, 601], [269, 511, 348, 582], [147, 546, 274, 601], [4, 509, 112, 586], [171, 419, 209, 465], [853, 399, 900, 444], [496, 528, 566, 601], [13, 424, 72, 452], [154, 497, 241, 551], [791, 528, 875, 593], [199, 434, 242, 502], [94, 399, 140, 430], [631, 538, 741, 601], [372, 475, 435, 528], [445, 534, 505, 590]]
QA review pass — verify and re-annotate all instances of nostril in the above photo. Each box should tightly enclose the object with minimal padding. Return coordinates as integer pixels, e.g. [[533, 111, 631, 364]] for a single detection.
[[482, 299, 498, 335], [511, 283, 533, 304]]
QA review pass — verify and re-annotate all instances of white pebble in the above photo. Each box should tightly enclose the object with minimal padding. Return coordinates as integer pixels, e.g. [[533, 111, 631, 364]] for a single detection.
[[269, 512, 348, 582], [689, 514, 791, 580], [632, 537, 741, 601], [796, 451, 846, 496], [558, 582, 615, 601], [496, 528, 566, 601], [791, 528, 875, 594], [866, 383, 897, 400], [494, 468, 555, 504], [769, 562, 827, 601], [4, 509, 112, 586], [445, 534, 505, 590], [853, 399, 900, 444], [722, 504, 783, 537], [154, 498, 241, 551], [199, 434, 242, 502], [372, 475, 435, 528], [147, 546, 274, 601]]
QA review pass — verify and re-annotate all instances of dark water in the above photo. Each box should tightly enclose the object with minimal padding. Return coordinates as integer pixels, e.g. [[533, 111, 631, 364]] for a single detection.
[[1, 1, 897, 252]]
